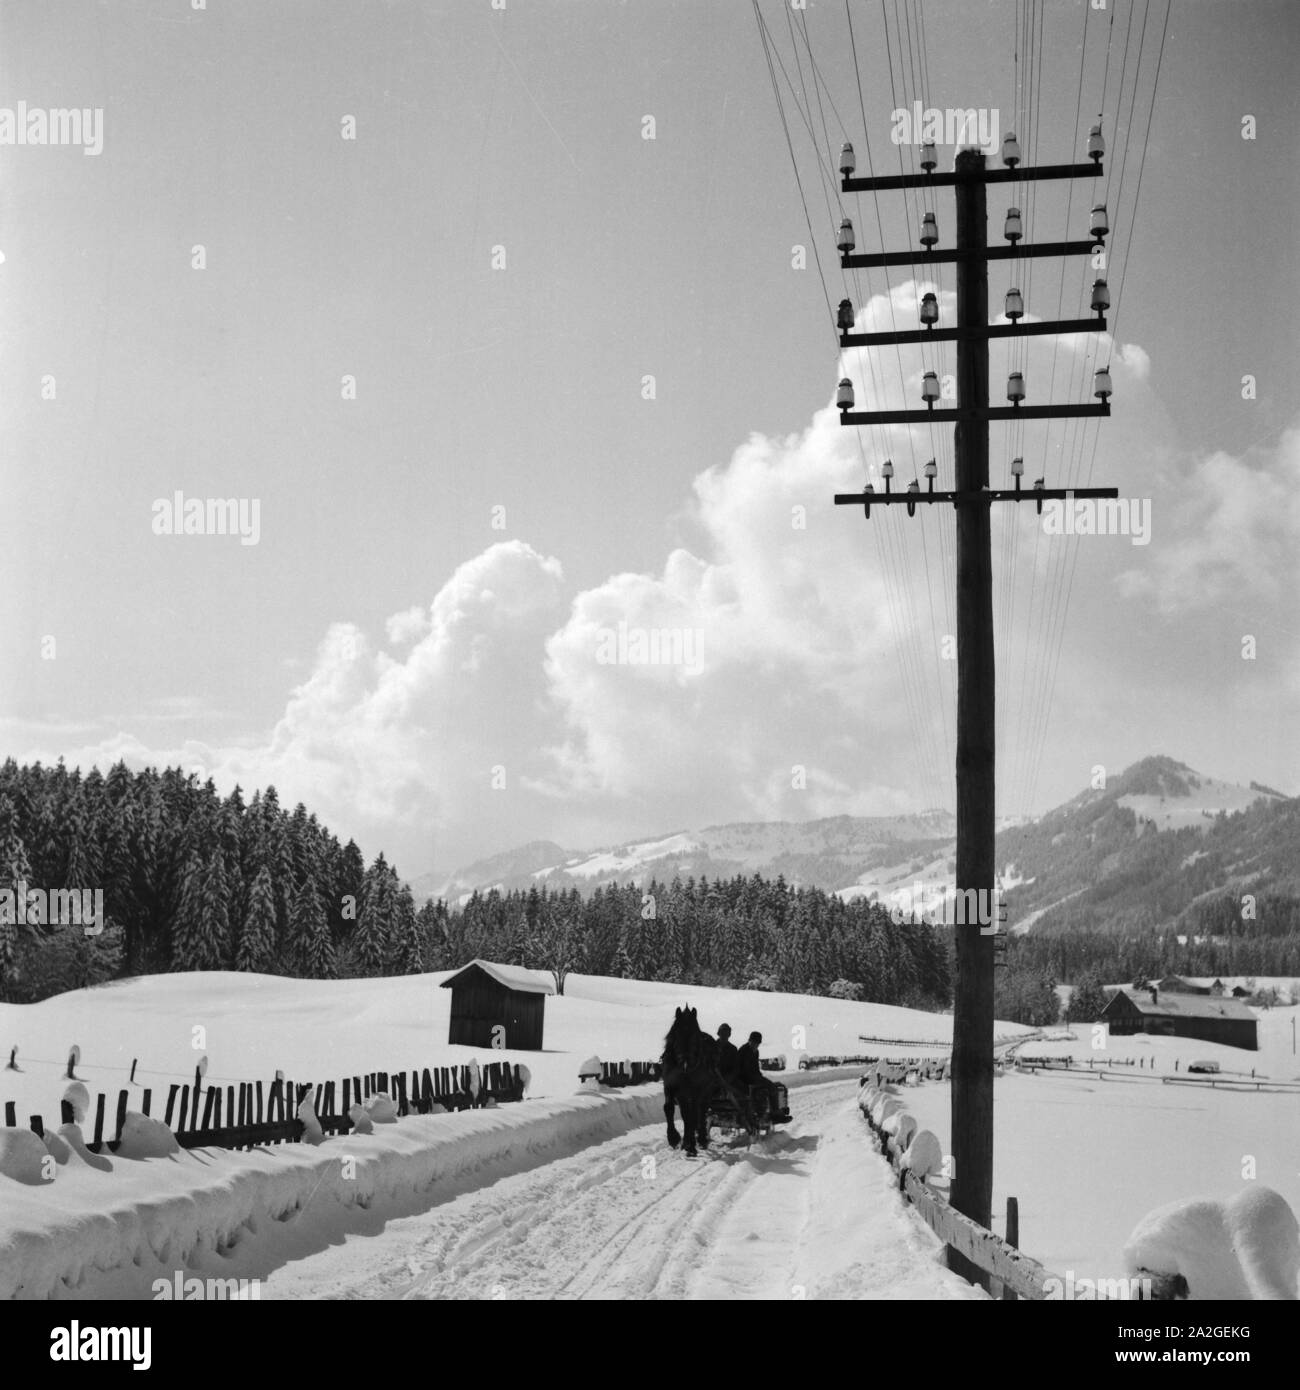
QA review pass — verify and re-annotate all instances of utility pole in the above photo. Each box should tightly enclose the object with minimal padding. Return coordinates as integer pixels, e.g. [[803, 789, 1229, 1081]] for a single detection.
[[952, 149, 995, 1271], [832, 133, 1114, 1288]]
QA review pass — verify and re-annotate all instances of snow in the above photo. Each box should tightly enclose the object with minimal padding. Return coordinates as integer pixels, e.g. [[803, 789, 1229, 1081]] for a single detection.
[[558, 832, 699, 880], [271, 1080, 980, 1301], [441, 959, 556, 995], [1123, 1186, 1300, 1299], [0, 1089, 670, 1300], [4, 968, 1298, 1299], [901, 1007, 1300, 1287], [1117, 776, 1281, 832]]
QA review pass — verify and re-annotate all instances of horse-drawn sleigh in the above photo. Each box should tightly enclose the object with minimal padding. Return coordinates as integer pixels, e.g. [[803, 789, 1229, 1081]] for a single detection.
[[704, 1081, 789, 1144], [661, 1006, 791, 1154]]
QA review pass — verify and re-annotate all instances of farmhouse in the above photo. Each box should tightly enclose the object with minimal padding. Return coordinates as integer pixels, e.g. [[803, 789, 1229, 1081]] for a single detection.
[[440, 959, 555, 1051], [1154, 974, 1211, 996], [1101, 986, 1257, 1051]]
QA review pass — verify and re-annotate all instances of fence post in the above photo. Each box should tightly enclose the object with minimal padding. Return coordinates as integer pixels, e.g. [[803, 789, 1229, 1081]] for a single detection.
[[165, 1085, 179, 1128], [92, 1093, 106, 1151], [1002, 1197, 1020, 1301], [3, 1100, 16, 1126], [142, 1089, 152, 1117], [29, 1115, 43, 1138]]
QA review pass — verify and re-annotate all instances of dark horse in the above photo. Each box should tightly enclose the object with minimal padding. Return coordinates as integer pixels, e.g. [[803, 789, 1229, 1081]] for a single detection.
[[662, 1005, 721, 1157]]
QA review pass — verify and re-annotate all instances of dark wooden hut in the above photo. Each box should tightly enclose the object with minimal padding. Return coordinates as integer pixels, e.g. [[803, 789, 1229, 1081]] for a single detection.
[[440, 959, 555, 1051], [1100, 986, 1257, 1051]]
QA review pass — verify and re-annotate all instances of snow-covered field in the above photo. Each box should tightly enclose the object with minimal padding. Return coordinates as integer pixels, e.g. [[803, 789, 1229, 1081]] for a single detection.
[[2, 970, 1295, 1299], [0, 969, 983, 1123], [903, 1007, 1300, 1285]]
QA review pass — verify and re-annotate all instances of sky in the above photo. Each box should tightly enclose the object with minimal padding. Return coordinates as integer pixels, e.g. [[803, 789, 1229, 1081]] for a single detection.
[[1, 0, 1297, 880]]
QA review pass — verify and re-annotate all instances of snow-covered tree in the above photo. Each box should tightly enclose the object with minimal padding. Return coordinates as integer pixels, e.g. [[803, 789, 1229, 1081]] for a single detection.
[[291, 875, 335, 980], [237, 864, 278, 973]]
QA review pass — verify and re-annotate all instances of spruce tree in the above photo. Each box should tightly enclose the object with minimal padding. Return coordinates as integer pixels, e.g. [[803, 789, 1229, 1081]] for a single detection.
[[237, 864, 278, 973], [0, 806, 35, 999], [354, 854, 394, 975], [291, 875, 335, 979], [390, 882, 422, 974], [170, 849, 229, 971]]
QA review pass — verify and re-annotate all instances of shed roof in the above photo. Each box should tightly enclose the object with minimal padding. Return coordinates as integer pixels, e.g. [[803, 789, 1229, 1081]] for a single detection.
[[439, 959, 557, 995], [1109, 989, 1256, 1022]]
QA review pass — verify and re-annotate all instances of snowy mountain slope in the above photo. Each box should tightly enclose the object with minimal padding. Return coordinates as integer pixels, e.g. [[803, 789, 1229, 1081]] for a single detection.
[[996, 756, 1298, 936], [431, 810, 958, 900], [426, 759, 1295, 945]]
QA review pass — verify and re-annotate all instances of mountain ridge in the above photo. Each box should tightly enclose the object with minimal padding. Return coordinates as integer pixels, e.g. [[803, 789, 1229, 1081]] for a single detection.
[[424, 757, 1295, 926]]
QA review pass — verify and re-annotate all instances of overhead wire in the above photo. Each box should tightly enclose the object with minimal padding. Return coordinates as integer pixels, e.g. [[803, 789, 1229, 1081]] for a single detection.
[[754, 0, 944, 806], [1024, 0, 1171, 813]]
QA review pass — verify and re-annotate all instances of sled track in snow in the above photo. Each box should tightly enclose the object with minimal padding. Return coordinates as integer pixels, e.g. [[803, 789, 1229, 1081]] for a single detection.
[[261, 1079, 980, 1301], [260, 1081, 847, 1300]]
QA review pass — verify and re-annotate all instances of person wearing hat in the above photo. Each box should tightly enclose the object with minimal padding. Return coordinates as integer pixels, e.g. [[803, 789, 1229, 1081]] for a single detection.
[[738, 1030, 790, 1123], [716, 1024, 741, 1086]]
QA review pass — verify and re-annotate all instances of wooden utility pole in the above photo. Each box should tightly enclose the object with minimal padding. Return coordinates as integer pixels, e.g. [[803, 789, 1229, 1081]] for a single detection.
[[950, 148, 996, 1275], [832, 135, 1116, 1289]]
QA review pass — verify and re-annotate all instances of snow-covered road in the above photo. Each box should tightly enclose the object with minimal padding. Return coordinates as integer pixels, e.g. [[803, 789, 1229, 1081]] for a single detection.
[[261, 1080, 982, 1300]]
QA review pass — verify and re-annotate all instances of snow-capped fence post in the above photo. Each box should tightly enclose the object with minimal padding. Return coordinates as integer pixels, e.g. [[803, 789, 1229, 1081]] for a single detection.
[[858, 1077, 1058, 1299]]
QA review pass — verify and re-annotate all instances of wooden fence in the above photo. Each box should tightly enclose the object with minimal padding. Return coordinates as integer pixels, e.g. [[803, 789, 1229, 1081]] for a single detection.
[[2, 1059, 527, 1156], [598, 1060, 662, 1087], [858, 1084, 1057, 1300], [797, 1052, 879, 1070]]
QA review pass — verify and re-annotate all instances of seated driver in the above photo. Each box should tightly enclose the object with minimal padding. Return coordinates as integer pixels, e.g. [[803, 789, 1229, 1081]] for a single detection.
[[736, 1031, 789, 1121]]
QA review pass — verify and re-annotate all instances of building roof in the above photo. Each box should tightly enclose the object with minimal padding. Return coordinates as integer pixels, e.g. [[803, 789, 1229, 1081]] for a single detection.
[[439, 959, 557, 995], [1108, 989, 1256, 1022]]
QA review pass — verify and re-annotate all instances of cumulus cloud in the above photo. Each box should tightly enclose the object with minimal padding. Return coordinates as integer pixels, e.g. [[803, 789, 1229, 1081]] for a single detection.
[[1115, 427, 1300, 613], [23, 282, 1295, 871]]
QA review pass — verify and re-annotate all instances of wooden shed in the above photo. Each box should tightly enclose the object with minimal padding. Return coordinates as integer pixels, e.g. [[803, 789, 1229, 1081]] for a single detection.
[[439, 959, 555, 1052], [1101, 987, 1257, 1051]]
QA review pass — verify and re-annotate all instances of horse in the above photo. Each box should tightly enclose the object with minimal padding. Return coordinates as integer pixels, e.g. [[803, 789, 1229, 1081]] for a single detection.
[[662, 1005, 722, 1157]]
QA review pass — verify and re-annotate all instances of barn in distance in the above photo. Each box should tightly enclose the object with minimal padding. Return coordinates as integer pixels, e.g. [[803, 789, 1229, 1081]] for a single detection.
[[440, 959, 556, 1051], [1100, 985, 1258, 1051]]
